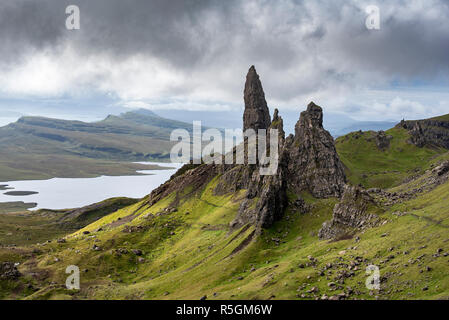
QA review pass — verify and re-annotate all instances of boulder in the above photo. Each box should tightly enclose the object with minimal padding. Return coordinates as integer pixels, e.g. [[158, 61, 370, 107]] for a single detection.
[[0, 262, 21, 280]]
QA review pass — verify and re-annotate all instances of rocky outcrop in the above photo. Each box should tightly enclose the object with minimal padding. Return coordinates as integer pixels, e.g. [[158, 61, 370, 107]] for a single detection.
[[318, 185, 382, 240], [243, 66, 271, 132], [144, 163, 220, 208], [0, 262, 21, 280], [55, 197, 139, 229], [434, 160, 449, 176], [285, 102, 346, 198], [398, 118, 449, 149], [365, 160, 449, 207], [375, 131, 393, 150]]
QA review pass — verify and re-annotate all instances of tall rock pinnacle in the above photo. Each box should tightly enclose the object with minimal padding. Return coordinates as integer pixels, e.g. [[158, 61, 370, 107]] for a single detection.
[[243, 66, 271, 132], [286, 101, 346, 198]]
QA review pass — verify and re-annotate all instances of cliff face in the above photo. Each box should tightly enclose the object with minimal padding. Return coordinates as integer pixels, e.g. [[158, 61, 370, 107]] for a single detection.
[[232, 109, 289, 229], [398, 118, 449, 149]]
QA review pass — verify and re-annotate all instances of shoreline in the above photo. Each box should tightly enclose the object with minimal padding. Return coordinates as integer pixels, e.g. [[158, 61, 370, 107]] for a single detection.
[[0, 161, 175, 184], [0, 162, 183, 212]]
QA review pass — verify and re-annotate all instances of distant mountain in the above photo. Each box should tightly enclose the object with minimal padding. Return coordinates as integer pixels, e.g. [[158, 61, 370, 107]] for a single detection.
[[0, 110, 194, 181], [107, 109, 195, 134], [155, 108, 398, 137], [332, 120, 397, 137]]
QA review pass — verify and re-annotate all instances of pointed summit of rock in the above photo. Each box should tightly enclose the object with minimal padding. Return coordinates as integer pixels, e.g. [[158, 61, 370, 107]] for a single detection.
[[273, 108, 279, 120], [243, 66, 271, 132], [270, 108, 285, 142], [296, 101, 324, 133]]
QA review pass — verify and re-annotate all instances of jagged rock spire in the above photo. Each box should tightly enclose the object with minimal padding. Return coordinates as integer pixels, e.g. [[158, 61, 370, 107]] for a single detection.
[[296, 102, 323, 131], [270, 108, 285, 142], [287, 101, 346, 198], [243, 66, 271, 132]]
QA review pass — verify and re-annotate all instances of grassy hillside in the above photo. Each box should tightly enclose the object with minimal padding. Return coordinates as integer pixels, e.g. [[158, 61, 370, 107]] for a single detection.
[[336, 127, 446, 189], [430, 114, 449, 122], [1, 114, 449, 300], [0, 197, 138, 246], [2, 158, 449, 300]]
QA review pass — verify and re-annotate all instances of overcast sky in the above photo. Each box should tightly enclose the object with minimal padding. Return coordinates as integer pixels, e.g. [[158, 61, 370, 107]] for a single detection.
[[0, 0, 449, 128]]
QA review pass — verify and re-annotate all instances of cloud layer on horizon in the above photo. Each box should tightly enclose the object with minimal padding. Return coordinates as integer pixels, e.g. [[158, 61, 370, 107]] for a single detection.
[[1, 0, 449, 121]]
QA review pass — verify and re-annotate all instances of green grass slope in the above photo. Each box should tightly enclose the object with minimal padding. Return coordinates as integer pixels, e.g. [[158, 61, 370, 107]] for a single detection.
[[2, 118, 449, 300], [0, 197, 139, 247], [336, 127, 446, 189], [429, 114, 449, 122], [2, 163, 449, 300]]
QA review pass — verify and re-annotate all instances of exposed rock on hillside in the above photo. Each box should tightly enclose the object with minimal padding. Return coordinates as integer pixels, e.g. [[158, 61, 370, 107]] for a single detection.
[[398, 119, 449, 148], [375, 131, 393, 150], [366, 160, 449, 207], [318, 185, 382, 240], [0, 262, 21, 280], [285, 102, 346, 198], [434, 160, 449, 176], [144, 163, 220, 208]]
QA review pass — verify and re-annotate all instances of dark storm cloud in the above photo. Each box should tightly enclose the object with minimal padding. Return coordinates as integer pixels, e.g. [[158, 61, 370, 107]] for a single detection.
[[320, 2, 449, 80], [0, 0, 239, 68], [1, 0, 449, 103], [0, 1, 66, 65]]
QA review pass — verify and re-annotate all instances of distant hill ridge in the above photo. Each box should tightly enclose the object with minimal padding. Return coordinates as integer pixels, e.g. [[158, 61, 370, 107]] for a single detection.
[[0, 110, 192, 181]]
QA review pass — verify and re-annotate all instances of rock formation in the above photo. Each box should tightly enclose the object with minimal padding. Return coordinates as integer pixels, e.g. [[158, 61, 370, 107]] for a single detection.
[[145, 66, 347, 231], [375, 131, 393, 150], [232, 109, 288, 229], [318, 185, 382, 240], [398, 118, 449, 148], [227, 67, 287, 229], [231, 69, 346, 229], [285, 102, 346, 198], [0, 262, 21, 280], [243, 66, 272, 132], [434, 160, 449, 177]]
